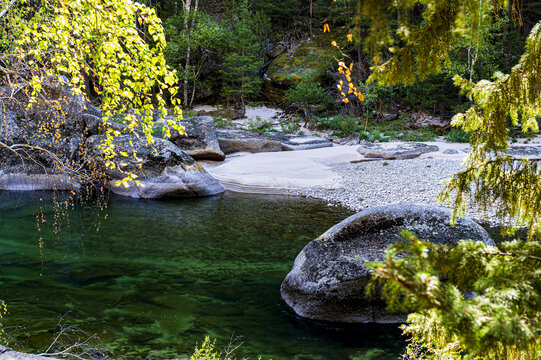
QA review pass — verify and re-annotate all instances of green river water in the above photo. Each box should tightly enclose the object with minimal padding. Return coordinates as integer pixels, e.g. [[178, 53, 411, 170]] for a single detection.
[[0, 191, 404, 360]]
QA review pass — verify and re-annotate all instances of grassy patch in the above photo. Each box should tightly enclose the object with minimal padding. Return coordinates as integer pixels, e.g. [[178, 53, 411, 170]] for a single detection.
[[312, 114, 438, 141]]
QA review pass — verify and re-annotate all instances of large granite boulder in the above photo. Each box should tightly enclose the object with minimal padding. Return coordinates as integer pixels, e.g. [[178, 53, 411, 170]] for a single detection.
[[168, 116, 225, 161], [216, 127, 283, 154], [86, 135, 225, 199], [1, 77, 100, 126], [0, 106, 81, 191], [216, 128, 334, 154], [263, 33, 338, 102], [281, 204, 494, 324], [357, 142, 439, 160]]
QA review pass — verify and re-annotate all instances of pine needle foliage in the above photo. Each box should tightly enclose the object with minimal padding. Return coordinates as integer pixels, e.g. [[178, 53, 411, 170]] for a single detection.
[[359, 0, 541, 235], [357, 1, 541, 359], [367, 230, 541, 360], [440, 23, 541, 237], [220, 0, 263, 115], [361, 0, 519, 85]]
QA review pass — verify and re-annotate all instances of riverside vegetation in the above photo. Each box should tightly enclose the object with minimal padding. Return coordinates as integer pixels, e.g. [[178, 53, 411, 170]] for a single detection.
[[0, 0, 540, 359]]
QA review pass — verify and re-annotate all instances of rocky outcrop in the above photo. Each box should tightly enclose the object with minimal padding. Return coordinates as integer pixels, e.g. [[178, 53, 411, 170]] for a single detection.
[[1, 83, 227, 197], [0, 106, 24, 144], [86, 135, 225, 199], [263, 33, 338, 102], [0, 106, 81, 191], [411, 113, 450, 134], [168, 116, 225, 161], [357, 142, 439, 159], [281, 204, 494, 324], [216, 128, 334, 154], [216, 127, 283, 154]]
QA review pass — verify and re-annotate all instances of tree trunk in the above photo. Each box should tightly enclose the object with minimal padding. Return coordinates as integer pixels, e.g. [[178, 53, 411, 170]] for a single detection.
[[182, 0, 198, 108]]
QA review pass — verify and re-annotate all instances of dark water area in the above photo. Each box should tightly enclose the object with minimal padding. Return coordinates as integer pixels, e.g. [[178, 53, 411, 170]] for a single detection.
[[0, 191, 405, 360]]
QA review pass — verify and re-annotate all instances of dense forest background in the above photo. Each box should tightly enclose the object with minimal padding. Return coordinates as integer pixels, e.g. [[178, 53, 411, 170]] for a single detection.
[[140, 0, 540, 124]]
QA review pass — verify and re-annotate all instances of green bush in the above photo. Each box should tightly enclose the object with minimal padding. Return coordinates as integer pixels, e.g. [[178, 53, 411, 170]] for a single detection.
[[242, 117, 275, 133], [444, 128, 471, 143], [314, 115, 360, 137], [368, 130, 389, 142], [191, 336, 242, 360], [280, 118, 301, 134], [285, 79, 334, 120], [214, 117, 232, 128]]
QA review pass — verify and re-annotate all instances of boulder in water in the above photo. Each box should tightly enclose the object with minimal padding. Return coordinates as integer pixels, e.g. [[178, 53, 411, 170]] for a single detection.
[[86, 135, 225, 199], [281, 204, 494, 324]]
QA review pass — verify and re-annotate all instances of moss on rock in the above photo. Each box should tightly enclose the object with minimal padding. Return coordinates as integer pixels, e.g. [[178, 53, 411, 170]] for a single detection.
[[264, 32, 339, 102]]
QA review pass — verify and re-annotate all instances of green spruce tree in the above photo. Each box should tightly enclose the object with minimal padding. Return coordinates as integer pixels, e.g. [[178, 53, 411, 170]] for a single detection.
[[220, 0, 263, 117], [348, 1, 541, 359]]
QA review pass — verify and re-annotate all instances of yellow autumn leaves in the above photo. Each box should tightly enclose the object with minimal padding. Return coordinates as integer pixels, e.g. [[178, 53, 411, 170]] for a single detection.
[[323, 23, 363, 104]]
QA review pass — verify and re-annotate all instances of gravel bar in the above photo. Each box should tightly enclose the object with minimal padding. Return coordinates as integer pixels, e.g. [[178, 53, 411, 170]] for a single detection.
[[295, 158, 496, 224]]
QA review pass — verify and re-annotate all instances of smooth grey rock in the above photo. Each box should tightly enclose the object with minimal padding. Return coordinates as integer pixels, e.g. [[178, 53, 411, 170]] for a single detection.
[[0, 172, 79, 191], [357, 143, 439, 160], [87, 135, 225, 199], [217, 127, 282, 154], [281, 137, 333, 151], [83, 102, 102, 118], [268, 133, 333, 151], [169, 116, 225, 161], [443, 149, 459, 155], [0, 345, 60, 359], [281, 204, 494, 324]]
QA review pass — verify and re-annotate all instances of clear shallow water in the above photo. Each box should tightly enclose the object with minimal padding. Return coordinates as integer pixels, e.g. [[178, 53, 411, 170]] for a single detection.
[[0, 191, 404, 360]]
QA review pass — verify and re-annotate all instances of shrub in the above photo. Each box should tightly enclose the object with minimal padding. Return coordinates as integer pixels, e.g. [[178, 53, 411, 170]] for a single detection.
[[214, 117, 232, 128], [314, 115, 360, 137], [444, 128, 471, 143], [280, 119, 301, 134], [285, 79, 334, 120], [243, 117, 275, 133], [191, 336, 242, 360]]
